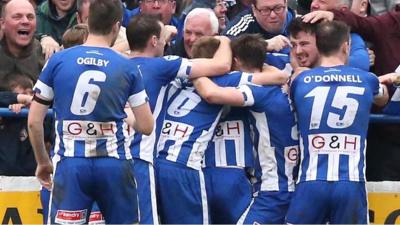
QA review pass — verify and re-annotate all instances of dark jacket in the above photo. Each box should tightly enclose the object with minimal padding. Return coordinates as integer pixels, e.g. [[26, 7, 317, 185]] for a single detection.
[[223, 8, 295, 38], [36, 0, 77, 44], [0, 38, 44, 90]]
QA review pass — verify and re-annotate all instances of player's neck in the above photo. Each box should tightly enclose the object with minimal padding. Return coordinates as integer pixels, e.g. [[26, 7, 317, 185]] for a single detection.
[[319, 56, 346, 67], [240, 65, 261, 73], [83, 34, 113, 48], [128, 50, 154, 58]]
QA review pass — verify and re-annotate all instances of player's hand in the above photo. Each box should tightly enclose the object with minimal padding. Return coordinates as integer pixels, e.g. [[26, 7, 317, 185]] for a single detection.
[[164, 25, 178, 45], [379, 73, 400, 85], [302, 11, 334, 24], [40, 36, 61, 61], [36, 162, 53, 190], [17, 94, 33, 106], [368, 48, 375, 67], [214, 35, 230, 43], [9, 103, 25, 113], [266, 35, 291, 52]]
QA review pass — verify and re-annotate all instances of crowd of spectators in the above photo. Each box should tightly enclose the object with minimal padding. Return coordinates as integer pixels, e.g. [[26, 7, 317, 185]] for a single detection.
[[0, 0, 399, 181]]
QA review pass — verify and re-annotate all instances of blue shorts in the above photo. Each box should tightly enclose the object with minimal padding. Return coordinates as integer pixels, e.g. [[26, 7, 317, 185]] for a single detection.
[[155, 159, 209, 224], [238, 191, 292, 224], [88, 202, 105, 225], [132, 158, 159, 224], [49, 157, 138, 224], [203, 167, 252, 224], [41, 189, 105, 225], [286, 181, 368, 224]]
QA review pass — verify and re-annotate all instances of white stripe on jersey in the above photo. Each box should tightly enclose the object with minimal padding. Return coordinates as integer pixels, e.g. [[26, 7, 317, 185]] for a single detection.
[[213, 120, 246, 167], [304, 133, 363, 182], [284, 146, 298, 192], [60, 120, 124, 159], [128, 90, 148, 107], [34, 80, 54, 100], [252, 111, 279, 191], [139, 86, 168, 163], [53, 120, 61, 156], [297, 136, 305, 181], [177, 58, 192, 78], [160, 120, 194, 162], [188, 111, 222, 169], [122, 122, 134, 160]]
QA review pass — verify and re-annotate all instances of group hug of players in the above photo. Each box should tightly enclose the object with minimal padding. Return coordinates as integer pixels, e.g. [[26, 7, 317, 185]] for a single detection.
[[29, 1, 391, 224]]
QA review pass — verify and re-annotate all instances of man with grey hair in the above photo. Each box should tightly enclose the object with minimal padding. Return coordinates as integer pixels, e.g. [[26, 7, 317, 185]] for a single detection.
[[165, 7, 218, 58]]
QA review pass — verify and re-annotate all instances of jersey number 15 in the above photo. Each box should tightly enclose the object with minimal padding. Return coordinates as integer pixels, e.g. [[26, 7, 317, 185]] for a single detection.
[[305, 86, 365, 130]]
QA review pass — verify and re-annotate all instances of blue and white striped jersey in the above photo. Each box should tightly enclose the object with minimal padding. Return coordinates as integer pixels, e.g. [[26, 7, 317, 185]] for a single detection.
[[203, 107, 255, 169], [245, 84, 299, 192], [34, 46, 148, 159], [129, 56, 192, 164], [291, 65, 381, 182], [383, 86, 400, 115], [157, 72, 252, 170]]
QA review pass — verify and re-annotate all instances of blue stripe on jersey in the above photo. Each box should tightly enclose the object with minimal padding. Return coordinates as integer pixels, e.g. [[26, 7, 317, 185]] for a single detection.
[[34, 46, 145, 159], [157, 72, 250, 170], [203, 108, 254, 168], [291, 65, 380, 182], [129, 56, 191, 163], [246, 84, 299, 192], [383, 87, 400, 115]]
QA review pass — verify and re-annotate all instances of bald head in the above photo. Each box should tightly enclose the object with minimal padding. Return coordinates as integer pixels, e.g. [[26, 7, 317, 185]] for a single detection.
[[2, 0, 34, 18]]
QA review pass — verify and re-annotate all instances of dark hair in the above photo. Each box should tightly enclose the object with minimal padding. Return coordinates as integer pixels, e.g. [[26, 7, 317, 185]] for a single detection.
[[88, 0, 123, 35], [191, 36, 220, 58], [7, 75, 33, 91], [62, 23, 89, 48], [231, 33, 266, 71], [316, 21, 350, 56], [252, 0, 286, 7], [288, 17, 318, 38], [126, 14, 162, 51]]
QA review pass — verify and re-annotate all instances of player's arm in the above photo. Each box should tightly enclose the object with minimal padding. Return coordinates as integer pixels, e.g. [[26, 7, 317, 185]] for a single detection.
[[379, 72, 400, 86], [128, 88, 154, 135], [193, 77, 250, 106], [374, 83, 389, 107], [130, 102, 153, 135], [124, 106, 136, 128], [189, 36, 232, 78], [251, 64, 289, 86], [28, 94, 53, 190]]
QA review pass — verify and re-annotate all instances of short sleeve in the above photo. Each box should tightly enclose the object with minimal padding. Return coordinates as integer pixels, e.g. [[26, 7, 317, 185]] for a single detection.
[[128, 68, 149, 108], [33, 54, 60, 100]]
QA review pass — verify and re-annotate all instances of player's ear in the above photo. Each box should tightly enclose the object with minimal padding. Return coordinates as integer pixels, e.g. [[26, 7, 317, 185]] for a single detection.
[[233, 57, 242, 71], [151, 35, 158, 47], [111, 21, 121, 36]]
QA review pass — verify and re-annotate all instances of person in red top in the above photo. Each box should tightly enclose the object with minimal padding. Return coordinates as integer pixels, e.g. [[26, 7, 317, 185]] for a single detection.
[[302, 5, 400, 76]]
